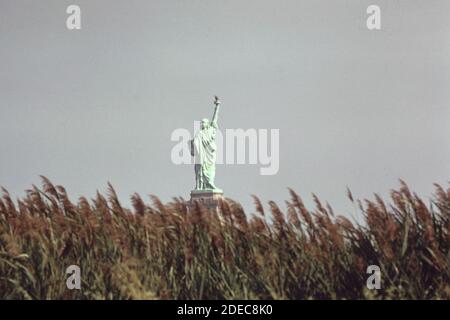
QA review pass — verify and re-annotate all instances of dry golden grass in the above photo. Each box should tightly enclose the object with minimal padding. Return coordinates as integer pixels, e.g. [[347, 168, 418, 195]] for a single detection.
[[0, 176, 448, 299]]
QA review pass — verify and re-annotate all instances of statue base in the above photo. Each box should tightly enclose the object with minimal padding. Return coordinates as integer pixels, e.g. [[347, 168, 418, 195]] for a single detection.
[[189, 189, 224, 215]]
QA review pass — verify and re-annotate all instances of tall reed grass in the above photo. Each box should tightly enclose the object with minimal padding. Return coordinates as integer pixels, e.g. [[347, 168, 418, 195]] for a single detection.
[[0, 176, 448, 299]]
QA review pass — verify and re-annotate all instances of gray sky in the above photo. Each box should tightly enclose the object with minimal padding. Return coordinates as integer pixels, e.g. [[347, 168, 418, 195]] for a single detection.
[[1, 0, 449, 218]]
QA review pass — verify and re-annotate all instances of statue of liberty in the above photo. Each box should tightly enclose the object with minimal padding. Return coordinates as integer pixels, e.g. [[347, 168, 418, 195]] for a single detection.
[[190, 96, 221, 191]]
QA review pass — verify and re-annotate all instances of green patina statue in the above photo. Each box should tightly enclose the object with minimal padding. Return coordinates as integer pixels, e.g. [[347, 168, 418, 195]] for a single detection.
[[190, 96, 222, 192]]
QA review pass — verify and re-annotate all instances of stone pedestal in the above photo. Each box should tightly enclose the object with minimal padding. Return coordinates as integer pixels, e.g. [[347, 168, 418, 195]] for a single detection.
[[189, 189, 224, 214]]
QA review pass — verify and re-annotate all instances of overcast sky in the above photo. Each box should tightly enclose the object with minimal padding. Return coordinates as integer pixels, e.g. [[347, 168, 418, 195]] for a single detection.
[[1, 0, 449, 218]]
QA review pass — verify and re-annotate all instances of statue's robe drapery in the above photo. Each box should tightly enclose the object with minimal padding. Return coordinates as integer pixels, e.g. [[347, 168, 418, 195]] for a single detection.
[[192, 123, 217, 189]]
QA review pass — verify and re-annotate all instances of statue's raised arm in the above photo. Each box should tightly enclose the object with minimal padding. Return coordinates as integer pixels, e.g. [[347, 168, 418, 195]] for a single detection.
[[211, 96, 220, 129]]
